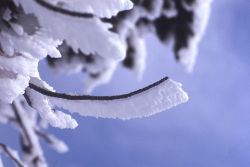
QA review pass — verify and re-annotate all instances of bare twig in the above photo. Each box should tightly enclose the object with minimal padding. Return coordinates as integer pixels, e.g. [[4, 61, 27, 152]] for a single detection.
[[0, 143, 25, 167], [35, 130, 51, 144]]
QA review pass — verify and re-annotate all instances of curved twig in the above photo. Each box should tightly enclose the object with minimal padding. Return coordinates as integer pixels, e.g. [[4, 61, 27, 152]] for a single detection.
[[35, 130, 52, 144], [34, 0, 94, 18], [29, 77, 168, 101]]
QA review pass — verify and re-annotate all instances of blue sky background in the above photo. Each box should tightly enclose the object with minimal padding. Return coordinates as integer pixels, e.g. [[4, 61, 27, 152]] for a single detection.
[[1, 1, 250, 167]]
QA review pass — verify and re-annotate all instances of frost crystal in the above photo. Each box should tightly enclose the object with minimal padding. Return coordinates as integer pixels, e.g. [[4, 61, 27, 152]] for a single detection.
[[26, 87, 78, 129], [0, 5, 61, 103], [43, 0, 133, 18], [29, 78, 188, 120], [16, 0, 127, 61]]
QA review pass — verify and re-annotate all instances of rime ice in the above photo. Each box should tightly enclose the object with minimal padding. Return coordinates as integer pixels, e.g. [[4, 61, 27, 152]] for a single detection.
[[56, 79, 188, 119], [0, 0, 211, 166]]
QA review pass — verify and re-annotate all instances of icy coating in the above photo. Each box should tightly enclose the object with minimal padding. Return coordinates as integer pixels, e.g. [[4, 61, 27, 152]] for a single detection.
[[44, 0, 133, 18], [178, 0, 212, 72], [0, 6, 61, 103], [0, 0, 212, 166], [26, 87, 78, 129], [47, 79, 189, 120], [15, 0, 127, 62]]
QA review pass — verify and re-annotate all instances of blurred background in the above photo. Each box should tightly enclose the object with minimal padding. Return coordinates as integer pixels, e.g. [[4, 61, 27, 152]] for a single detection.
[[1, 0, 250, 166]]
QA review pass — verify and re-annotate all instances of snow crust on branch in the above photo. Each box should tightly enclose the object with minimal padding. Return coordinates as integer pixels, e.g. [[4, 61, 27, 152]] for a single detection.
[[0, 70, 29, 103], [121, 0, 213, 73], [15, 0, 127, 62], [30, 77, 189, 120], [26, 87, 78, 129], [12, 100, 48, 167], [25, 78, 78, 129], [0, 5, 61, 103], [177, 0, 212, 72], [43, 0, 133, 18], [35, 130, 68, 153]]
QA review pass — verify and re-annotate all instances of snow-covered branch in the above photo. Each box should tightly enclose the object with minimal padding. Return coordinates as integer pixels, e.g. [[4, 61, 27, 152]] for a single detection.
[[34, 0, 94, 18], [0, 0, 212, 166], [35, 129, 68, 153], [28, 77, 188, 120], [12, 101, 47, 167], [0, 143, 26, 167], [29, 77, 170, 101]]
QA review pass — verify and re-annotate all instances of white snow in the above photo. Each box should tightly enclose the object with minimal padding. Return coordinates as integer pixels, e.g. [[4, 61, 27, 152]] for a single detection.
[[0, 156, 3, 167], [26, 88, 78, 129], [0, 8, 61, 103], [178, 0, 213, 72], [0, 70, 29, 103], [0, 52, 39, 77], [45, 134, 69, 153], [0, 143, 27, 167], [16, 0, 127, 62], [45, 0, 133, 18], [83, 60, 117, 94], [47, 78, 188, 120], [128, 35, 147, 81], [14, 100, 47, 167]]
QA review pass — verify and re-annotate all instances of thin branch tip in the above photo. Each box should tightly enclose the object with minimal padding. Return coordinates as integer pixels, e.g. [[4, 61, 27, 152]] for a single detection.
[[0, 143, 25, 167], [35, 0, 95, 18], [28, 76, 169, 101]]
